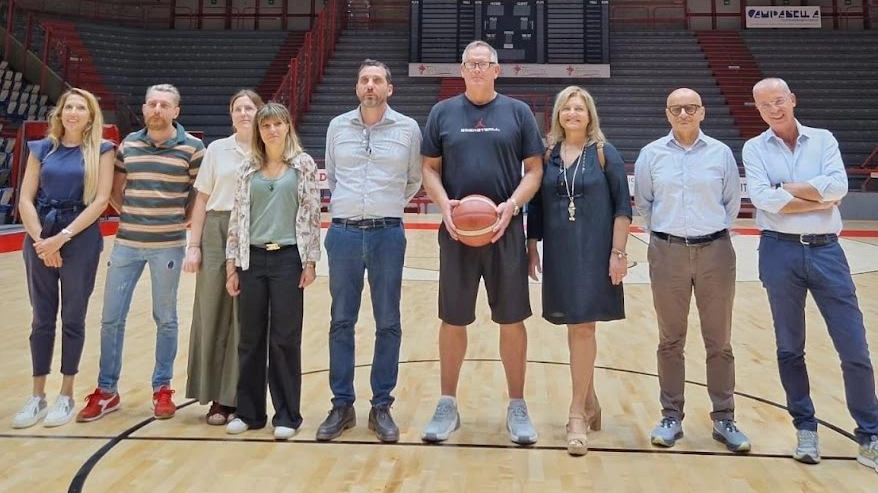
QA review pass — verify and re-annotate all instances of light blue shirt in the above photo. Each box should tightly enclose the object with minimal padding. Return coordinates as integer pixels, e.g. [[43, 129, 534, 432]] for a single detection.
[[634, 131, 741, 236], [324, 105, 422, 219], [742, 121, 847, 234]]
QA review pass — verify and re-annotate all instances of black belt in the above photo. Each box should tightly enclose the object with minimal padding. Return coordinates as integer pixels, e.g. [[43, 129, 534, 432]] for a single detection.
[[332, 217, 401, 230], [652, 229, 728, 246], [250, 243, 296, 251], [762, 230, 838, 247]]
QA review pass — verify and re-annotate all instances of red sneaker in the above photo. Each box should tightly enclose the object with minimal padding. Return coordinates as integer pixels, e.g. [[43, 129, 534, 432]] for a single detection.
[[76, 388, 121, 422], [152, 386, 176, 419]]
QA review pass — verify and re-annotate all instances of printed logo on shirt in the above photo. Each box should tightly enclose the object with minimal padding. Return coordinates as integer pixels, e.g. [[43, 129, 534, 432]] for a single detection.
[[461, 118, 500, 133]]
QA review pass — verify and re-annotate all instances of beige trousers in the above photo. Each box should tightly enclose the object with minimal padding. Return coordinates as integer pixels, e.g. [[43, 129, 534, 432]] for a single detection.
[[647, 233, 736, 421]]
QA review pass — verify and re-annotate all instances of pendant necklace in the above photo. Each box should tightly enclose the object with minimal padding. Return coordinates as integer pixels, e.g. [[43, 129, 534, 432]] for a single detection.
[[562, 144, 585, 222], [263, 163, 283, 192]]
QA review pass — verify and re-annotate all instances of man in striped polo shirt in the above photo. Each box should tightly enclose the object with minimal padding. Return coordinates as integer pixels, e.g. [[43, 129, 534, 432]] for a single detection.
[[76, 84, 204, 422]]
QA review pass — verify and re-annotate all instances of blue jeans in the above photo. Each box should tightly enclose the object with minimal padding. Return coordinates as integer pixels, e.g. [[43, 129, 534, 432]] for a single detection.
[[759, 235, 878, 443], [97, 244, 185, 393], [325, 221, 405, 408]]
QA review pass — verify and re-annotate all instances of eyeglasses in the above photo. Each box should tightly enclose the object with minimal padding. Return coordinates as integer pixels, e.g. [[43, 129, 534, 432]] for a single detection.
[[462, 61, 496, 71], [667, 104, 702, 116], [756, 96, 790, 111]]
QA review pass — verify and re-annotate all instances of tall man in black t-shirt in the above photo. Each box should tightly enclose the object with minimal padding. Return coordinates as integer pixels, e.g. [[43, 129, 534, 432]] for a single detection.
[[420, 40, 545, 445]]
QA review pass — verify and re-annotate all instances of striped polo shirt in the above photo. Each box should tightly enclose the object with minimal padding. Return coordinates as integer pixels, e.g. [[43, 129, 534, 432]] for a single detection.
[[115, 122, 204, 248]]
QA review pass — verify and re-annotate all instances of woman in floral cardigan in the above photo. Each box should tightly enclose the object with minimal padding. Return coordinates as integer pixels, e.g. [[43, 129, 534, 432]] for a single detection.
[[223, 102, 321, 440]]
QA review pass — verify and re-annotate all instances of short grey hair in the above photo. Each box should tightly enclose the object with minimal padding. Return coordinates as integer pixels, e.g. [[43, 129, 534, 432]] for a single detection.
[[145, 84, 181, 105], [461, 40, 498, 63], [753, 77, 791, 97]]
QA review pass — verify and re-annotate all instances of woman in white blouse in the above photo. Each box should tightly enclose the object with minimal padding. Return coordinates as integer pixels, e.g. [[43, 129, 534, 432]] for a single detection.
[[183, 89, 264, 426]]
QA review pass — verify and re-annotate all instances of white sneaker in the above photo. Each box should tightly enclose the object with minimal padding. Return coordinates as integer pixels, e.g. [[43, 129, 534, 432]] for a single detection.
[[226, 417, 249, 435], [44, 395, 75, 428], [274, 426, 298, 440], [11, 395, 47, 429]]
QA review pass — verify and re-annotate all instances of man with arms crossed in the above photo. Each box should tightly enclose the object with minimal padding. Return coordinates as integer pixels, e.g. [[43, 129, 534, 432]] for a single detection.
[[743, 77, 878, 469]]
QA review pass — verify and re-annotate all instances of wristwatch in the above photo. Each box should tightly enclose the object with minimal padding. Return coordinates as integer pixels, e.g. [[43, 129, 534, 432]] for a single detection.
[[509, 198, 521, 216]]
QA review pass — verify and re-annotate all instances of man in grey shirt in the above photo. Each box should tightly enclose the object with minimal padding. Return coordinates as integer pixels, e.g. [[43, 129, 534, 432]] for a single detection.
[[634, 87, 750, 453], [316, 59, 422, 443]]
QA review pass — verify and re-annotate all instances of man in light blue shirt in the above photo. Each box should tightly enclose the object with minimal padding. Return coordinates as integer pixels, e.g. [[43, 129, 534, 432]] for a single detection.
[[635, 87, 750, 453], [316, 59, 422, 443], [743, 77, 878, 470]]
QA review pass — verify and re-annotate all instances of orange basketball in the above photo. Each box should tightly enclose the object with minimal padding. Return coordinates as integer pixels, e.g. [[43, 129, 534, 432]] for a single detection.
[[452, 194, 499, 247]]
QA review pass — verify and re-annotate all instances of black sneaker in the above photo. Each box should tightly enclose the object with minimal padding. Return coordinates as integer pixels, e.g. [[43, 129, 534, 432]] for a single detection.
[[315, 405, 356, 441], [369, 405, 400, 443]]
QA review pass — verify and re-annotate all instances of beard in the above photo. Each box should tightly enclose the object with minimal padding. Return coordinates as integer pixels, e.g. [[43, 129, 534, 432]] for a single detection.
[[359, 95, 386, 108], [146, 117, 172, 131]]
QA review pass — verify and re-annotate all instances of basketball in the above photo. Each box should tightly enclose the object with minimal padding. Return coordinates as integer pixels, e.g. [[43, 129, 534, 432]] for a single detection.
[[451, 194, 499, 247]]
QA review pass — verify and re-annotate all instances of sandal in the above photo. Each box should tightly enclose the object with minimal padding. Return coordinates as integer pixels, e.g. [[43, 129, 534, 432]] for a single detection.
[[206, 402, 232, 426], [566, 415, 588, 456]]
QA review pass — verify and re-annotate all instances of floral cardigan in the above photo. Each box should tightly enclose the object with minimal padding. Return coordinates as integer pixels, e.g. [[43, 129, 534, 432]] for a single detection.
[[225, 151, 321, 271]]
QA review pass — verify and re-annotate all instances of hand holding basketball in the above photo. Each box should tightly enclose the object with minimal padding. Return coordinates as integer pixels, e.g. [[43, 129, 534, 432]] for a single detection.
[[491, 199, 516, 243], [451, 195, 499, 247]]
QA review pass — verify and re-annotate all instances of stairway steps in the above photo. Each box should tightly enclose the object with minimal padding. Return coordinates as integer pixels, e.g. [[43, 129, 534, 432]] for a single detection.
[[696, 30, 764, 141]]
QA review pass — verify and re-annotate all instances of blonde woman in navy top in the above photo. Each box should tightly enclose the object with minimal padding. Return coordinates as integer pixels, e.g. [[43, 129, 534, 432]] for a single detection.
[[11, 88, 115, 428]]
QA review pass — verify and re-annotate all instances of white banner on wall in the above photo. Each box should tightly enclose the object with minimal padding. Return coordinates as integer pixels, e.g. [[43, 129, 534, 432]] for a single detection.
[[745, 6, 822, 28], [408, 63, 611, 78]]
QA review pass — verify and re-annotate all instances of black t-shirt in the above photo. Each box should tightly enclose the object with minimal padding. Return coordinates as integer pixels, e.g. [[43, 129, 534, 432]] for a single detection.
[[422, 93, 545, 205]]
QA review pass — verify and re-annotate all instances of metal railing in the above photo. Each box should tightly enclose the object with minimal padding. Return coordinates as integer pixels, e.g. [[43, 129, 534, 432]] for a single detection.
[[3, 2, 81, 92], [273, 0, 346, 125]]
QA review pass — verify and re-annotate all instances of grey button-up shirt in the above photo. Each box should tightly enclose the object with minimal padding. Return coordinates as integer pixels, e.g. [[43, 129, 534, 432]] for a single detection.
[[324, 105, 422, 219]]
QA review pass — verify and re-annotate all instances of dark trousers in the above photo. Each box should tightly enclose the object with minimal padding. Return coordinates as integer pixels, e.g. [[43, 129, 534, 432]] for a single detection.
[[235, 246, 304, 429], [22, 222, 103, 376], [759, 235, 878, 443]]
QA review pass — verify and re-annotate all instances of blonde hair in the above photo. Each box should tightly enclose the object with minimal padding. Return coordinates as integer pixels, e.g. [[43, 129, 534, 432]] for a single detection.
[[46, 88, 104, 205], [250, 102, 303, 168], [547, 86, 606, 148]]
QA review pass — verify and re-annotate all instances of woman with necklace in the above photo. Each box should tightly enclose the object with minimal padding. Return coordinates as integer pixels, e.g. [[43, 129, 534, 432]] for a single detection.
[[223, 102, 321, 440], [526, 86, 632, 455], [183, 89, 264, 426], [12, 88, 115, 428]]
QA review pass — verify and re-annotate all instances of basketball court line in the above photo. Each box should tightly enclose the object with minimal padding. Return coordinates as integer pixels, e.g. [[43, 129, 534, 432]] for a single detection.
[[0, 358, 858, 492]]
